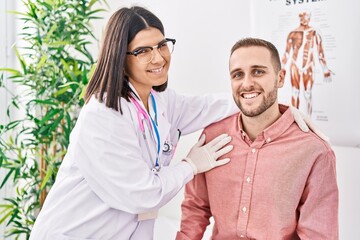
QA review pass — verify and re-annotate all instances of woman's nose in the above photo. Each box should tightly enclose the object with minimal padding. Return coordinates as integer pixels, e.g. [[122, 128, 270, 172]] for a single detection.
[[151, 48, 165, 63]]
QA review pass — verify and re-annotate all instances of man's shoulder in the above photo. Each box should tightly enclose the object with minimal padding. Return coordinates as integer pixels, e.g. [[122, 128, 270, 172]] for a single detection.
[[288, 123, 334, 154], [204, 113, 238, 133]]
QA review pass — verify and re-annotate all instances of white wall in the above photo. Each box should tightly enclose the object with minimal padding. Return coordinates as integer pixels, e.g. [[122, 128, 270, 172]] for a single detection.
[[0, 2, 7, 238], [0, 1, 13, 124], [0, 0, 15, 239], [334, 146, 360, 239]]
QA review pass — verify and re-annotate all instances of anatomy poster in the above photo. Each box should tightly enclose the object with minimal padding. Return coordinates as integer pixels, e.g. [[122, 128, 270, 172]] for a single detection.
[[250, 0, 360, 147]]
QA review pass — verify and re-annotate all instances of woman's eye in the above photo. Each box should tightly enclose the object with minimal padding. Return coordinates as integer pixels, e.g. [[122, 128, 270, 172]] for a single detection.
[[158, 42, 168, 50], [136, 48, 151, 55]]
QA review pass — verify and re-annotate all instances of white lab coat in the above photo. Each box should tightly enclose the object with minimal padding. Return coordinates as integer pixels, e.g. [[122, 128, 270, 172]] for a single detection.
[[29, 86, 238, 240]]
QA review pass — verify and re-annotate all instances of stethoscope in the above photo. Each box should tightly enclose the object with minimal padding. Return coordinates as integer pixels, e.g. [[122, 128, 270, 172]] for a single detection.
[[129, 92, 173, 172]]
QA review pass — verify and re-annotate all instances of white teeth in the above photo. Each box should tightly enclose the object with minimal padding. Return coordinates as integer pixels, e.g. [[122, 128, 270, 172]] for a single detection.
[[148, 67, 163, 73], [243, 93, 259, 99]]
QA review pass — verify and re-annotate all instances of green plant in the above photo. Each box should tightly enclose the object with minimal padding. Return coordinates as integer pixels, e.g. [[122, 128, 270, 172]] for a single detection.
[[0, 0, 107, 238]]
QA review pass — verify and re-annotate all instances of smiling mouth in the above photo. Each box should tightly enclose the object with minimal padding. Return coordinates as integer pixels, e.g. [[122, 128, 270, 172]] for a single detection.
[[242, 92, 259, 99], [147, 66, 164, 73]]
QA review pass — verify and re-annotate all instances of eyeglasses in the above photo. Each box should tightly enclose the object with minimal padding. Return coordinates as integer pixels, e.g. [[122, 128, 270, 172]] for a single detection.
[[126, 38, 176, 64]]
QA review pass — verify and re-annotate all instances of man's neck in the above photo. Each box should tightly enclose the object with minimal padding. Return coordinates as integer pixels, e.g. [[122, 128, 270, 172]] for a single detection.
[[241, 103, 282, 141]]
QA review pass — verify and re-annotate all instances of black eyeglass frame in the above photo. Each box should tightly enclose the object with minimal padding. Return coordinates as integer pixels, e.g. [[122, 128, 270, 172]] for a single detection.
[[126, 38, 176, 57]]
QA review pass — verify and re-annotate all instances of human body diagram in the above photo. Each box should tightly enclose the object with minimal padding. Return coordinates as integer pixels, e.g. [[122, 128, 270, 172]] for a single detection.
[[282, 12, 333, 116]]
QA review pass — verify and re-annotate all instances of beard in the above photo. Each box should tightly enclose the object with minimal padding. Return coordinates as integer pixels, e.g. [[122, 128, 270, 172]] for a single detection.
[[234, 87, 278, 117]]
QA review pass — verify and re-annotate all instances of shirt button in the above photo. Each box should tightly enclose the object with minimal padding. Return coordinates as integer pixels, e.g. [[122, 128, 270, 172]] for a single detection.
[[251, 148, 256, 153], [246, 177, 251, 183], [240, 235, 245, 238], [242, 206, 247, 213], [266, 137, 271, 143]]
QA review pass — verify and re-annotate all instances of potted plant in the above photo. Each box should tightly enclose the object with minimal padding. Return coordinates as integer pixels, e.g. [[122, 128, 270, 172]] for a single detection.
[[0, 0, 107, 238]]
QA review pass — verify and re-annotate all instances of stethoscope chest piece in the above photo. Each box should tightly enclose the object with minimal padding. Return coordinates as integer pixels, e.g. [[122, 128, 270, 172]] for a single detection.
[[162, 141, 173, 154]]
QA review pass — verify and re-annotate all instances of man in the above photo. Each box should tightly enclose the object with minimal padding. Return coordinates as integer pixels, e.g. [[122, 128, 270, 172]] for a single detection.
[[282, 11, 333, 116], [176, 38, 338, 240]]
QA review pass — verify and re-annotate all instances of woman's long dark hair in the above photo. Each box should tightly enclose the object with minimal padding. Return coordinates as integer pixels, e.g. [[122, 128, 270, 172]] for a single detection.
[[84, 6, 167, 113]]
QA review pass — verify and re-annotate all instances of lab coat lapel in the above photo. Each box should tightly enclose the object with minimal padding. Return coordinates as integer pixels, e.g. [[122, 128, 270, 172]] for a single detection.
[[127, 82, 171, 155], [153, 96, 170, 150]]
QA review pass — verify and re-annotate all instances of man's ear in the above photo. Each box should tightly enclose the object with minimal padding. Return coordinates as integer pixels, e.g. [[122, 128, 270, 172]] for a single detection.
[[277, 69, 286, 87]]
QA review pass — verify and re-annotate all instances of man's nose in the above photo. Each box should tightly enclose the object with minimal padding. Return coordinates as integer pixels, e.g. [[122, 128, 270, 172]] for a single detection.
[[242, 74, 255, 87]]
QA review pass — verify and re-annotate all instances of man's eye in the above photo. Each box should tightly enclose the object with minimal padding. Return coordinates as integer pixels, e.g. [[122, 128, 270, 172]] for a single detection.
[[232, 72, 243, 79], [253, 69, 265, 75]]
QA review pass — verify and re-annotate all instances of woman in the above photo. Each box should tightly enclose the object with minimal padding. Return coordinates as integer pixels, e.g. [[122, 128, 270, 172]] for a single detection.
[[29, 6, 237, 240]]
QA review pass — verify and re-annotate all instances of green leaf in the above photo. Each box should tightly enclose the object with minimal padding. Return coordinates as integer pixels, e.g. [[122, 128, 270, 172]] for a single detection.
[[79, 84, 87, 100], [6, 10, 28, 17], [0, 208, 13, 225], [38, 108, 61, 126], [64, 112, 72, 136], [53, 85, 70, 97], [38, 1, 53, 11], [44, 23, 58, 43], [0, 151, 4, 168], [89, 0, 97, 8], [59, 82, 80, 88], [37, 124, 51, 135], [6, 208, 19, 227], [88, 63, 96, 79], [75, 46, 93, 62], [44, 0, 54, 7], [0, 68, 22, 76], [48, 112, 64, 132], [60, 59, 76, 81], [0, 204, 14, 210], [14, 47, 27, 75], [40, 168, 53, 190], [5, 120, 21, 131], [86, 8, 107, 17], [3, 198, 18, 206], [48, 41, 71, 47], [0, 169, 14, 189], [36, 54, 48, 70], [28, 99, 57, 106]]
